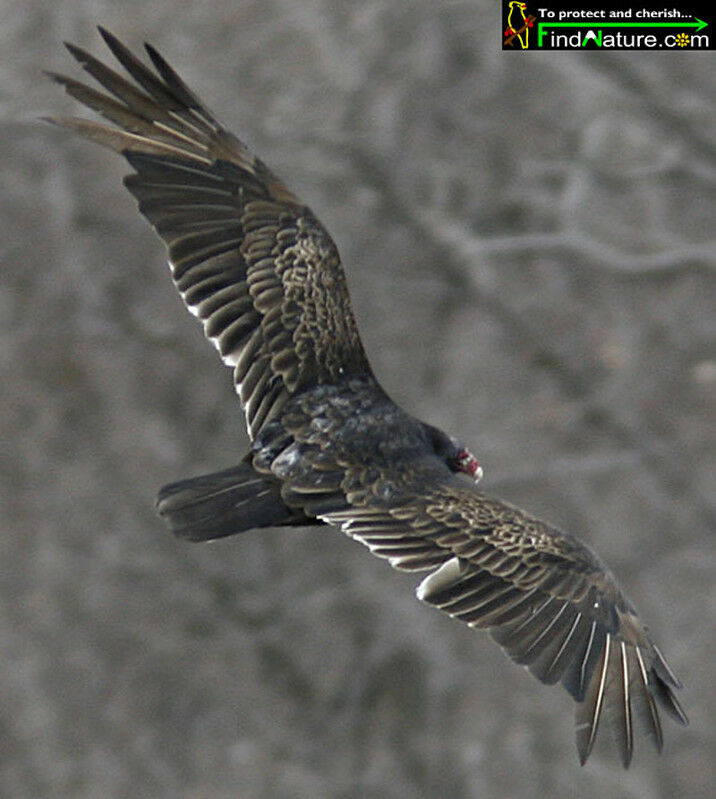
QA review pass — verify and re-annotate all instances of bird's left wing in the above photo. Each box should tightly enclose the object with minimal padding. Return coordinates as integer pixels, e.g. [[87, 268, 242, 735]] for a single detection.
[[46, 28, 371, 439], [305, 472, 687, 766]]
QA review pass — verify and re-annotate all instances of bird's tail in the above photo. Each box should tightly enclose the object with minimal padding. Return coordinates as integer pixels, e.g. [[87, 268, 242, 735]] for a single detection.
[[156, 462, 306, 541]]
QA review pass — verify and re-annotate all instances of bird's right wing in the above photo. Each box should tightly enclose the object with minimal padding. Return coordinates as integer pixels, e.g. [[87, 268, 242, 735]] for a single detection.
[[47, 28, 371, 438], [328, 481, 687, 766], [266, 424, 687, 766]]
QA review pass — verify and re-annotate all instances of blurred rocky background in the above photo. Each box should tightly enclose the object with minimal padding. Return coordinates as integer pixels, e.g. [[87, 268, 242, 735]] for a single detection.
[[2, 1, 714, 797]]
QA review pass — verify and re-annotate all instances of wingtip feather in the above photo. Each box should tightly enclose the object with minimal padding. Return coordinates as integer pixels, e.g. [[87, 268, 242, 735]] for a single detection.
[[652, 643, 683, 690], [575, 633, 611, 766], [96, 24, 113, 43], [64, 41, 89, 63]]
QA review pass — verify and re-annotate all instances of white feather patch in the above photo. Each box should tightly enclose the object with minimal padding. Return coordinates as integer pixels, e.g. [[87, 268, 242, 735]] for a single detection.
[[416, 557, 463, 602], [185, 301, 201, 318]]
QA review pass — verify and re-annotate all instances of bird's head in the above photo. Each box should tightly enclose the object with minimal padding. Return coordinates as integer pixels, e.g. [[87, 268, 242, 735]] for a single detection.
[[422, 423, 484, 483], [450, 446, 484, 483]]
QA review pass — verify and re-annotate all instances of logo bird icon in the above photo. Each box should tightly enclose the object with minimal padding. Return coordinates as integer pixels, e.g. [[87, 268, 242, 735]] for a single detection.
[[507, 2, 530, 49]]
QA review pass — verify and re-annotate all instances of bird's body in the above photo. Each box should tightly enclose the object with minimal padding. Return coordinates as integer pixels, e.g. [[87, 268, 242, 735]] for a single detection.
[[48, 28, 687, 767]]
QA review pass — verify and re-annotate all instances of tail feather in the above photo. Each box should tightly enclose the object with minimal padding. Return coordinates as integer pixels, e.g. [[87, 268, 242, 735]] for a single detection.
[[157, 462, 302, 541]]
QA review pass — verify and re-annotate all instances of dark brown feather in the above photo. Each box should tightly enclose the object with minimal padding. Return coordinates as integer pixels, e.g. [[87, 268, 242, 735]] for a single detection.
[[317, 468, 688, 765], [48, 29, 371, 440]]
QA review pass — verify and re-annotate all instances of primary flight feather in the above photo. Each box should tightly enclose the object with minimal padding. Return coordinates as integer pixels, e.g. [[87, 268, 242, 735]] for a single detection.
[[47, 28, 687, 766]]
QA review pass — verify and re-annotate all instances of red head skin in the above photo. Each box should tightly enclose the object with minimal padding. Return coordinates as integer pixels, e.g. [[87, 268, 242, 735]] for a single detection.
[[454, 447, 483, 483]]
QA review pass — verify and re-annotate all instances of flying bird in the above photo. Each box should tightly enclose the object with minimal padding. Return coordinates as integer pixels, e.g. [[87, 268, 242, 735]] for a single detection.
[[47, 28, 688, 767]]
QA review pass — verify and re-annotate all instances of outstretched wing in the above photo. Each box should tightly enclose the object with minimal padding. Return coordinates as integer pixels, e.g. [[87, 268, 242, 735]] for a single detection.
[[263, 402, 687, 767], [328, 482, 687, 766], [46, 28, 371, 438], [329, 483, 687, 766]]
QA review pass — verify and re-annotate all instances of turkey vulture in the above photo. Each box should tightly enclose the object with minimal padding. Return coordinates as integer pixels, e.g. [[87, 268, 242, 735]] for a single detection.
[[47, 28, 687, 767]]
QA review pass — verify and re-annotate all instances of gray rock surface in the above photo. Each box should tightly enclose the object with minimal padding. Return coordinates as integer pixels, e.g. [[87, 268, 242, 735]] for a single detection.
[[2, 2, 714, 797]]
